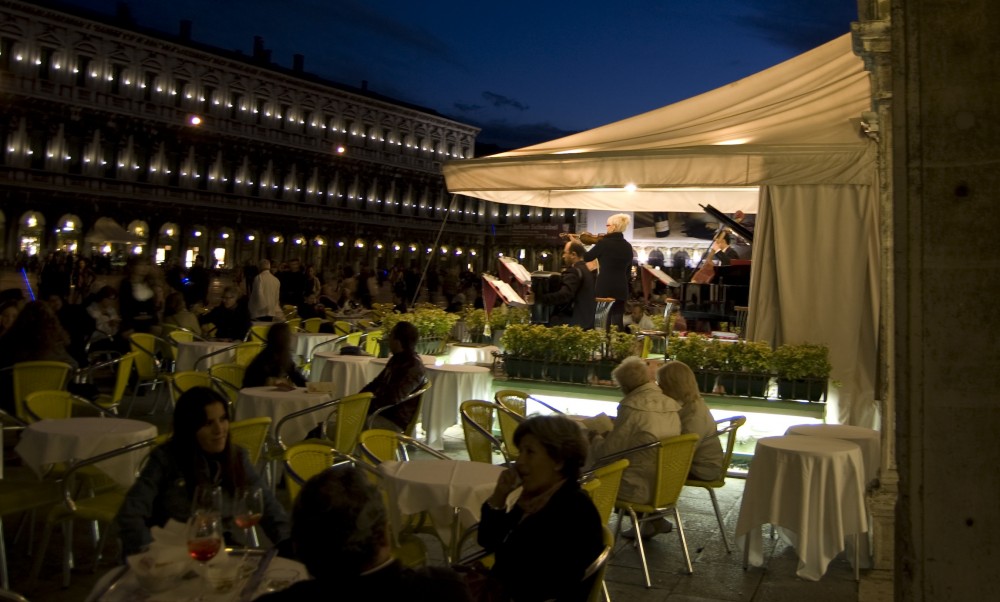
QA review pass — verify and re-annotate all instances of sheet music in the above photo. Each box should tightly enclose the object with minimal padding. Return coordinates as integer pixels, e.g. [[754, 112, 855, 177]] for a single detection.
[[484, 274, 528, 306], [641, 263, 679, 287], [499, 257, 533, 284]]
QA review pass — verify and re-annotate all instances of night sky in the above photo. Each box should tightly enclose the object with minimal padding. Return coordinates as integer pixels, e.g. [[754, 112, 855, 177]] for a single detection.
[[52, 0, 858, 151]]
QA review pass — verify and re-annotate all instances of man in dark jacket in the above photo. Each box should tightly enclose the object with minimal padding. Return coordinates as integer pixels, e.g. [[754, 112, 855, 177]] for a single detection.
[[535, 240, 596, 329]]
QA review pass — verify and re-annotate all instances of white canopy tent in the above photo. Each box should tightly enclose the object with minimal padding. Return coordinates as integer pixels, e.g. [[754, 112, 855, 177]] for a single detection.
[[445, 34, 880, 427]]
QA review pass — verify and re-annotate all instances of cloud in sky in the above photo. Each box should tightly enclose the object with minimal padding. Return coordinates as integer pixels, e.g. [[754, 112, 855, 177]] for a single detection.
[[732, 0, 857, 52], [481, 91, 530, 112], [454, 102, 485, 113]]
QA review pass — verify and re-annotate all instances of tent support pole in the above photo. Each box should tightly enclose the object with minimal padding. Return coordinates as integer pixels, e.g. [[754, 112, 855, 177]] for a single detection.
[[410, 194, 460, 308]]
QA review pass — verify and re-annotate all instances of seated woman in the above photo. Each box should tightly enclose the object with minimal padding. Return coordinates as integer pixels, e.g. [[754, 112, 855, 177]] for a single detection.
[[589, 356, 681, 538], [478, 415, 604, 602], [162, 291, 202, 333], [360, 321, 426, 432], [242, 322, 307, 388], [200, 286, 251, 341], [657, 360, 724, 481], [116, 387, 289, 555], [257, 466, 471, 601]]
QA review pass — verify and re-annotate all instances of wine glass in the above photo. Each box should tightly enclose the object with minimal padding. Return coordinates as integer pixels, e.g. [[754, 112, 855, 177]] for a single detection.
[[233, 486, 264, 549], [191, 484, 223, 515], [187, 510, 223, 566]]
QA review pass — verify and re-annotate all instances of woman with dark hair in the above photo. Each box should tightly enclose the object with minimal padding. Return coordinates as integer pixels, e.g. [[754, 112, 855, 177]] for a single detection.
[[361, 321, 426, 431], [242, 322, 307, 388], [116, 387, 289, 555], [477, 415, 604, 602], [256, 466, 471, 601]]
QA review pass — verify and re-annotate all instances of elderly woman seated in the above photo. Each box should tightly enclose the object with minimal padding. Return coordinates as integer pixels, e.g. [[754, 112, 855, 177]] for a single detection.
[[657, 360, 724, 481], [478, 415, 604, 602], [589, 356, 681, 539]]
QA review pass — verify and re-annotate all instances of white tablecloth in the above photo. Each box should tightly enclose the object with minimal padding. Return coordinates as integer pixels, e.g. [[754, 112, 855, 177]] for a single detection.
[[309, 353, 373, 399], [785, 424, 881, 485], [422, 364, 493, 449], [445, 344, 500, 366], [295, 332, 340, 363], [15, 417, 158, 487], [234, 386, 333, 446], [364, 355, 439, 381], [735, 435, 868, 581], [378, 459, 504, 557], [176, 340, 237, 372]]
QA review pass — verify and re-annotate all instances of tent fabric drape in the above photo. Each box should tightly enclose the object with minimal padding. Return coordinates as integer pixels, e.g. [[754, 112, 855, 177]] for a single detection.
[[84, 217, 143, 244], [746, 184, 880, 427]]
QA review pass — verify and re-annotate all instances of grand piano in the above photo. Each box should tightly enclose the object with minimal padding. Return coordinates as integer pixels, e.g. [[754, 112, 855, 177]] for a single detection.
[[679, 204, 753, 328]]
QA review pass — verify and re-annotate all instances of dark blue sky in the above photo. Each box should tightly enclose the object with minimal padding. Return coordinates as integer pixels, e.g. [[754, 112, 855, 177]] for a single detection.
[[56, 0, 858, 149]]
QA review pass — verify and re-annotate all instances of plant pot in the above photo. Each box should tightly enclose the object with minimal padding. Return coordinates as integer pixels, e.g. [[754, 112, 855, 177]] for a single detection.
[[551, 362, 589, 384], [717, 373, 771, 398], [416, 337, 446, 356], [504, 357, 527, 379], [777, 378, 827, 402], [594, 360, 616, 382], [693, 370, 717, 394], [528, 361, 546, 380]]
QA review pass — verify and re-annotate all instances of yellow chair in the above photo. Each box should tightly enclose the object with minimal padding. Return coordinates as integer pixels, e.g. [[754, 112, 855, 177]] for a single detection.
[[494, 389, 528, 417], [0, 469, 63, 590], [358, 429, 449, 465], [169, 370, 215, 402], [24, 390, 96, 421], [286, 317, 302, 332], [247, 324, 271, 343], [201, 322, 218, 338], [333, 320, 353, 336], [28, 437, 160, 588], [127, 333, 171, 415], [684, 415, 747, 553], [345, 331, 362, 347], [366, 379, 431, 440], [582, 458, 631, 524], [230, 417, 272, 466], [612, 433, 700, 585], [283, 443, 339, 503], [584, 526, 614, 602], [234, 341, 265, 367], [11, 361, 73, 422], [460, 401, 507, 464], [209, 363, 245, 404], [495, 404, 525, 460], [92, 352, 137, 414], [322, 393, 373, 454], [301, 318, 324, 333], [363, 329, 383, 356]]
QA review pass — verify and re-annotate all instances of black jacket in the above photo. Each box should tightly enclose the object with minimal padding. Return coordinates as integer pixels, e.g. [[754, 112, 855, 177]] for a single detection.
[[583, 232, 632, 301], [539, 261, 596, 330]]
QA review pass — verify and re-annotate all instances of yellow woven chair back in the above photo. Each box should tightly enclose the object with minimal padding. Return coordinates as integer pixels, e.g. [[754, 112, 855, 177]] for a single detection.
[[286, 317, 302, 332], [333, 320, 352, 336], [359, 429, 404, 464], [460, 400, 498, 464], [170, 371, 214, 399], [234, 341, 265, 367], [688, 415, 747, 488], [325, 393, 373, 454], [128, 333, 162, 380], [166, 328, 195, 345], [302, 318, 324, 333], [248, 324, 271, 343], [585, 458, 630, 524], [283, 443, 336, 502], [101, 352, 137, 410], [640, 335, 653, 359], [650, 433, 700, 509], [364, 330, 383, 356], [494, 389, 528, 416], [13, 360, 73, 421], [496, 406, 525, 460], [25, 390, 74, 422], [229, 417, 272, 466], [209, 363, 246, 402], [345, 331, 362, 347]]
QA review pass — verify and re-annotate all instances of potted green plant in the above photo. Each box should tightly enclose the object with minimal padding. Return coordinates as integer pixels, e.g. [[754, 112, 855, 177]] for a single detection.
[[410, 307, 459, 354], [462, 308, 488, 343], [718, 340, 773, 397], [546, 325, 597, 383], [667, 334, 716, 392], [772, 342, 832, 401], [500, 323, 550, 379], [593, 330, 638, 382]]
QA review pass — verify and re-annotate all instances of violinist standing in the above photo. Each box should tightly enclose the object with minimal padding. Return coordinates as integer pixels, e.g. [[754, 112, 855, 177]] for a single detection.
[[569, 213, 633, 331]]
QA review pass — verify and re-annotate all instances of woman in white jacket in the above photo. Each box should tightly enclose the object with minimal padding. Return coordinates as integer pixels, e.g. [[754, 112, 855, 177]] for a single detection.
[[589, 356, 681, 537]]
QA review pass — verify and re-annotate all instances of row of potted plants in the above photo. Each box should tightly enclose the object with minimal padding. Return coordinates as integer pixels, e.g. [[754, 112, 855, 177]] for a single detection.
[[500, 324, 637, 384], [375, 304, 460, 355], [667, 334, 832, 401], [461, 307, 532, 346]]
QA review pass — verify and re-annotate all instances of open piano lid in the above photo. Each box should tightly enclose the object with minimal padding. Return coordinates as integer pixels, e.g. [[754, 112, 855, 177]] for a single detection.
[[700, 204, 754, 243]]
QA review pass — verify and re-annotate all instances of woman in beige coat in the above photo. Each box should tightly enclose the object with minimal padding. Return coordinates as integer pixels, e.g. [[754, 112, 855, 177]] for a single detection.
[[590, 356, 681, 536], [657, 361, 724, 481]]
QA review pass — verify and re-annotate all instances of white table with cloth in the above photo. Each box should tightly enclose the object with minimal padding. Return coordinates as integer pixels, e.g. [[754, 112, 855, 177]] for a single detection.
[[15, 417, 157, 486], [785, 424, 881, 485], [176, 340, 237, 372], [294, 332, 340, 364], [234, 386, 332, 446], [444, 343, 500, 366], [421, 364, 493, 449], [363, 355, 439, 381], [735, 435, 868, 581], [309, 352, 373, 399], [378, 459, 505, 562]]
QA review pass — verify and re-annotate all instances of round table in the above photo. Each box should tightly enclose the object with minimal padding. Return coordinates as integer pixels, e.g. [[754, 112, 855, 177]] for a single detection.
[[445, 343, 500, 366], [175, 340, 237, 372], [234, 386, 333, 446], [785, 424, 880, 484], [15, 417, 158, 487], [735, 435, 868, 581], [364, 355, 439, 380], [295, 332, 340, 363], [422, 364, 493, 449], [310, 353, 374, 399], [378, 459, 505, 561]]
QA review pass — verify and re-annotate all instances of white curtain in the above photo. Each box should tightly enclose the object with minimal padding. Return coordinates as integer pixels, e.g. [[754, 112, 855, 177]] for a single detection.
[[747, 184, 880, 427]]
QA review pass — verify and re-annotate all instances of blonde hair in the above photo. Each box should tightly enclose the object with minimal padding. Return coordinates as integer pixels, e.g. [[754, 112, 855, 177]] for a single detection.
[[612, 356, 651, 394], [656, 361, 701, 407], [606, 213, 631, 233]]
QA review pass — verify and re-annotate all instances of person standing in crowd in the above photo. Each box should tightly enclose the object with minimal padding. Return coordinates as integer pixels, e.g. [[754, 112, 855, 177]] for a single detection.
[[279, 258, 308, 307], [118, 256, 160, 336], [249, 259, 282, 321], [573, 213, 633, 331], [185, 254, 210, 308], [533, 240, 596, 329], [70, 257, 96, 304]]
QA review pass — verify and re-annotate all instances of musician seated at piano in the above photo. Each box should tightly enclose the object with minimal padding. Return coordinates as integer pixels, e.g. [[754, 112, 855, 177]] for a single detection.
[[707, 233, 740, 266], [532, 240, 596, 330]]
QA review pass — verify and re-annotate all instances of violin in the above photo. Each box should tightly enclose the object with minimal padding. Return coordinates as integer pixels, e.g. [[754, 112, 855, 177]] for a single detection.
[[559, 231, 605, 245]]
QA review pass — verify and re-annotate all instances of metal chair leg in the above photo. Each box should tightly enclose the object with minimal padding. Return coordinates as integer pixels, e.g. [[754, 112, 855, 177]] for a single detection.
[[0, 519, 9, 590], [707, 487, 731, 553], [673, 507, 693, 575], [628, 508, 652, 588]]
